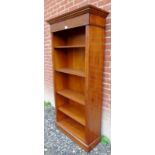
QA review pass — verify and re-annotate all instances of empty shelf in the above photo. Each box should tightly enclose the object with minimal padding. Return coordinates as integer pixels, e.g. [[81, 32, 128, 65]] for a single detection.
[[58, 104, 85, 126], [55, 68, 85, 77], [57, 118, 86, 143], [54, 45, 85, 48], [57, 89, 85, 105]]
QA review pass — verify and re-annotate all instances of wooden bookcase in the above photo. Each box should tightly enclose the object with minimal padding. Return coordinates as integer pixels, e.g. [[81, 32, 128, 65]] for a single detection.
[[47, 5, 108, 152]]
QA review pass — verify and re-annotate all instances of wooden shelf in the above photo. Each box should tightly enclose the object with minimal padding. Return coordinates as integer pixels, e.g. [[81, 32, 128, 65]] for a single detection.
[[54, 45, 85, 49], [55, 68, 85, 77], [58, 104, 85, 126], [57, 89, 85, 105], [49, 5, 108, 151], [57, 118, 86, 143]]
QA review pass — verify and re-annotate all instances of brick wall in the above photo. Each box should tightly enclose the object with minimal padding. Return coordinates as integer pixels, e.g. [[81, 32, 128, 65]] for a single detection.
[[44, 0, 111, 139]]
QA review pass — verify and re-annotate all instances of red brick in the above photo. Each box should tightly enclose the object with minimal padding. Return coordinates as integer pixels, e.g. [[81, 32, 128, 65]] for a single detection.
[[65, 2, 73, 8], [60, 0, 67, 6], [103, 83, 111, 89], [104, 55, 111, 61], [106, 17, 111, 24], [106, 24, 111, 30], [105, 44, 111, 49], [90, 0, 98, 3], [98, 0, 111, 6], [103, 93, 111, 100], [74, 0, 82, 4], [104, 73, 111, 78], [103, 88, 111, 94], [79, 1, 89, 7], [44, 0, 111, 114], [105, 30, 111, 37], [104, 61, 111, 67], [102, 4, 111, 11], [105, 37, 111, 43], [104, 67, 111, 73]]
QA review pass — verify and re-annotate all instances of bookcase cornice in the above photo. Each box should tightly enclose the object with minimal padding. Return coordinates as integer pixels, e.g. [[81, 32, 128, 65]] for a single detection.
[[47, 5, 108, 25]]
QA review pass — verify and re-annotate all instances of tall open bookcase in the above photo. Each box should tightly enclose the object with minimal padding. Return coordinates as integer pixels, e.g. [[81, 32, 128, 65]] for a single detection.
[[47, 5, 108, 152]]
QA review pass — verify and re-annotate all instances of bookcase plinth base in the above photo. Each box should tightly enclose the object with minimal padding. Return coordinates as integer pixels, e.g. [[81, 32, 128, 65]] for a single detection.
[[56, 122, 100, 152]]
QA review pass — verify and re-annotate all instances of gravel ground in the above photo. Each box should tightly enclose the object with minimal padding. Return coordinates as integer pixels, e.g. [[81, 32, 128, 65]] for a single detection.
[[44, 107, 111, 155]]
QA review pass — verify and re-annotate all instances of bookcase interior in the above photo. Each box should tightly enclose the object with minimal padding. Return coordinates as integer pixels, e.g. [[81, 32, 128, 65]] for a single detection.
[[56, 94, 85, 126], [55, 73, 84, 93], [53, 26, 85, 47], [57, 111, 86, 143], [53, 26, 86, 143], [54, 48, 85, 76]]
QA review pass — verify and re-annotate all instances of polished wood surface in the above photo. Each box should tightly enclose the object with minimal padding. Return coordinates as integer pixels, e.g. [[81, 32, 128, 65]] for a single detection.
[[54, 49, 85, 71], [57, 117, 86, 142], [54, 45, 85, 48], [47, 5, 108, 24], [50, 14, 89, 32], [53, 26, 85, 46], [58, 101, 85, 125], [47, 5, 108, 32], [85, 25, 104, 144], [48, 5, 108, 152], [55, 68, 85, 77], [57, 89, 85, 105], [55, 73, 85, 93]]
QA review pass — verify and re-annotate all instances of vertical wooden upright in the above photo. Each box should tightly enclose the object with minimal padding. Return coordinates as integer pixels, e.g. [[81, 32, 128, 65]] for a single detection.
[[47, 5, 108, 152]]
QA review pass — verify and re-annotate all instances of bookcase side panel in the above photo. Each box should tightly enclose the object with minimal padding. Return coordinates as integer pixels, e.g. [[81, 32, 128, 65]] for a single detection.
[[85, 25, 105, 144]]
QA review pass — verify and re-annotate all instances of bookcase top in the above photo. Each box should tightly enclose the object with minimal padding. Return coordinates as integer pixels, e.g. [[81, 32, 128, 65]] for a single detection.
[[47, 5, 109, 25]]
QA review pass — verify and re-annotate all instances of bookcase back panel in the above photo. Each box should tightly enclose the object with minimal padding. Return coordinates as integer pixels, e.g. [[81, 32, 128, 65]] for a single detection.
[[68, 76, 85, 93], [54, 48, 85, 71], [56, 110, 67, 122], [54, 49, 67, 68], [56, 94, 68, 107], [55, 72, 68, 91], [55, 72, 85, 93], [67, 49, 85, 71]]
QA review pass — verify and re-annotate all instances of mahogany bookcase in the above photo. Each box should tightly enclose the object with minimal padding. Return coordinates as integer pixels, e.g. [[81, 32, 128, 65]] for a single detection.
[[47, 5, 108, 152]]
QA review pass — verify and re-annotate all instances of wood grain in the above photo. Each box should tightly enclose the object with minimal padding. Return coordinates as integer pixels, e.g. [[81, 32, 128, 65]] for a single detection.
[[58, 102, 85, 126], [47, 5, 108, 24], [49, 5, 108, 152], [57, 89, 85, 105], [54, 45, 85, 48], [55, 68, 85, 77], [85, 25, 104, 144], [57, 118, 86, 143]]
